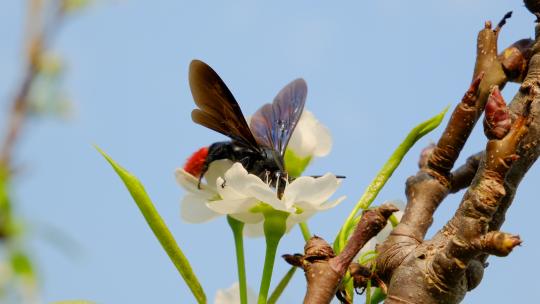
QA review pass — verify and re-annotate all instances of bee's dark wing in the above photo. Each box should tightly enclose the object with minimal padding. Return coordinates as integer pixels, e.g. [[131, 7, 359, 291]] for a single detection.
[[250, 78, 307, 158], [189, 60, 260, 150]]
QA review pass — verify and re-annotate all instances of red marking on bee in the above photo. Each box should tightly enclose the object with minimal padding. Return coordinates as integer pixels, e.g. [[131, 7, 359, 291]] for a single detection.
[[183, 147, 209, 178]]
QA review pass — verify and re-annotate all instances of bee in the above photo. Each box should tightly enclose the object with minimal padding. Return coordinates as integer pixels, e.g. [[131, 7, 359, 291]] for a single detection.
[[188, 59, 307, 198]]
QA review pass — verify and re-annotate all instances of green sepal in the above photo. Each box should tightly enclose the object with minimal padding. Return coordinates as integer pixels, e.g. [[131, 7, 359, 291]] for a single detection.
[[284, 149, 312, 178]]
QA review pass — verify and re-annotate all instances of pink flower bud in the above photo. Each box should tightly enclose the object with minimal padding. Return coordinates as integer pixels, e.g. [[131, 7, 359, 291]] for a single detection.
[[483, 87, 511, 140], [418, 143, 436, 169]]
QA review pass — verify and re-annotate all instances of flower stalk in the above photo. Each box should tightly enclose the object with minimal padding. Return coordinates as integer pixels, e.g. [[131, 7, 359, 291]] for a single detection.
[[258, 210, 288, 304], [227, 216, 248, 304]]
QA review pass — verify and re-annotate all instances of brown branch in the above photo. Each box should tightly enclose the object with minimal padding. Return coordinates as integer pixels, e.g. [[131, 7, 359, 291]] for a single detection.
[[0, 1, 65, 168], [359, 10, 538, 304], [373, 13, 534, 284], [449, 152, 483, 193], [381, 76, 533, 304], [283, 204, 398, 304]]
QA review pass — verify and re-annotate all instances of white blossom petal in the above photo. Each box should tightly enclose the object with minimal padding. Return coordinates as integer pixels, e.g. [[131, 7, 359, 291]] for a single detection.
[[288, 110, 332, 158], [230, 212, 264, 224], [206, 197, 259, 215], [175, 169, 211, 194], [214, 282, 257, 304], [218, 163, 292, 212], [204, 160, 233, 190], [216, 176, 249, 201], [285, 173, 341, 206], [288, 209, 316, 225], [181, 194, 222, 223], [295, 195, 346, 214], [243, 223, 264, 237]]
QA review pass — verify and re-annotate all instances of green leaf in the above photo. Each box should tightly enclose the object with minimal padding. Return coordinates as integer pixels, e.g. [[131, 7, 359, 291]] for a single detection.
[[334, 107, 448, 253], [96, 147, 206, 304], [267, 267, 297, 304], [10, 251, 34, 278]]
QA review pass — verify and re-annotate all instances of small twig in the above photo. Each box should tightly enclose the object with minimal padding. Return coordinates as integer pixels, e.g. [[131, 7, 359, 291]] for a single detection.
[[495, 11, 513, 33]]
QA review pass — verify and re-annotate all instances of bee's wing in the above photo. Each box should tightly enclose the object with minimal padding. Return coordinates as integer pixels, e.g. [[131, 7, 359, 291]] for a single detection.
[[250, 78, 307, 160], [189, 60, 260, 150]]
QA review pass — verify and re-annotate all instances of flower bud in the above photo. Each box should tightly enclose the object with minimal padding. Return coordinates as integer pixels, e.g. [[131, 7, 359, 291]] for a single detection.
[[499, 39, 534, 83], [483, 87, 511, 140], [418, 143, 436, 169]]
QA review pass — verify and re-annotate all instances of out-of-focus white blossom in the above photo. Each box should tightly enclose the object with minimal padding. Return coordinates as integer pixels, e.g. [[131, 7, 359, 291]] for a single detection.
[[287, 110, 332, 158], [214, 282, 256, 304]]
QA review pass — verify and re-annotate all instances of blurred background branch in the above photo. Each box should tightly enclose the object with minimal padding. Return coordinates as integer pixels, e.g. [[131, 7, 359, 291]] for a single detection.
[[0, 1, 88, 302]]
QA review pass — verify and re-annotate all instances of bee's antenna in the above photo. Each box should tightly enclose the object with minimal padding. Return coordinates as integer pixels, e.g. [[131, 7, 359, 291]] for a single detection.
[[309, 175, 346, 179]]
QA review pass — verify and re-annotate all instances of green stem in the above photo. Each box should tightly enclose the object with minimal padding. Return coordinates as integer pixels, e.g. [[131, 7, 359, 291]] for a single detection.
[[227, 216, 248, 304], [258, 237, 280, 304], [299, 222, 311, 241], [334, 107, 447, 253], [365, 279, 372, 304], [267, 222, 308, 304], [267, 267, 296, 304], [258, 211, 288, 304]]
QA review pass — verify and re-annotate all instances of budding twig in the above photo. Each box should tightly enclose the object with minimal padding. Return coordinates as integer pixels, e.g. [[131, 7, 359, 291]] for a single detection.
[[283, 204, 398, 304]]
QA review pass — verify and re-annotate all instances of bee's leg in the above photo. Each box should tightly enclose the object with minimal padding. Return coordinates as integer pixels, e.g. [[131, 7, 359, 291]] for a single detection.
[[239, 156, 253, 173], [264, 170, 271, 184], [197, 160, 210, 189], [276, 171, 286, 199]]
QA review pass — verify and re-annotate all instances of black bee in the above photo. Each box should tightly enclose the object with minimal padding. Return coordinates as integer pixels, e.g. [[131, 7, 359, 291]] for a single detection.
[[188, 60, 307, 198]]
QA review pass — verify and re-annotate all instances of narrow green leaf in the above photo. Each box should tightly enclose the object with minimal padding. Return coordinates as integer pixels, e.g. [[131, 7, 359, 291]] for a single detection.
[[334, 107, 448, 252], [96, 147, 206, 304], [298, 222, 311, 242], [267, 267, 297, 304]]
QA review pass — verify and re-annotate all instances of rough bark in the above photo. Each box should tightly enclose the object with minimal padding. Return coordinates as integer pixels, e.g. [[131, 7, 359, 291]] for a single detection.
[[292, 4, 540, 303]]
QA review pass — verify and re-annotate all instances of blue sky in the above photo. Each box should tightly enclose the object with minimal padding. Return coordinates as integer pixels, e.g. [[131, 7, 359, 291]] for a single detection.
[[1, 1, 539, 303]]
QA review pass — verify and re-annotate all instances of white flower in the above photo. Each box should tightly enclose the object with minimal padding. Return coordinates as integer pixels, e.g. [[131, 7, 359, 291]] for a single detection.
[[358, 200, 405, 257], [176, 160, 234, 223], [207, 163, 344, 234], [176, 162, 345, 237], [214, 282, 257, 304], [287, 110, 332, 158]]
